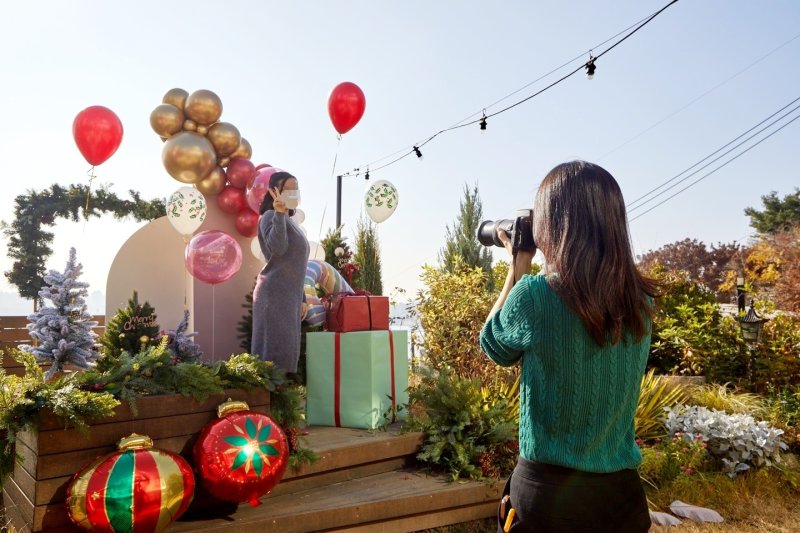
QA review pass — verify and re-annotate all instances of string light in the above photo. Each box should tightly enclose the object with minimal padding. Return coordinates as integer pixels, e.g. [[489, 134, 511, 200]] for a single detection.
[[335, 0, 678, 180], [586, 55, 596, 79], [364, 168, 370, 180]]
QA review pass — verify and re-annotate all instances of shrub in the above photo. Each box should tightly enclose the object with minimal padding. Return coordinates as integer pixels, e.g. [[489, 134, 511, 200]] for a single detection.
[[405, 366, 518, 481], [765, 384, 800, 453], [414, 261, 505, 383], [663, 405, 788, 476], [635, 369, 690, 441], [755, 313, 800, 392], [639, 434, 711, 488]]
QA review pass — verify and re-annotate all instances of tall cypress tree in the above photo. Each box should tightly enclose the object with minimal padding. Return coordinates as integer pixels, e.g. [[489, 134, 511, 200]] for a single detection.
[[353, 216, 383, 295], [439, 183, 494, 290]]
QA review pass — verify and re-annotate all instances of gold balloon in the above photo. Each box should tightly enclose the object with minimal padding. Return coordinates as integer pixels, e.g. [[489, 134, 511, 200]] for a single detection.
[[196, 125, 208, 135], [150, 104, 184, 138], [218, 156, 231, 168], [183, 119, 197, 131], [162, 131, 217, 184], [207, 122, 241, 157], [230, 137, 252, 160], [196, 166, 227, 195], [184, 89, 223, 126], [163, 88, 189, 109]]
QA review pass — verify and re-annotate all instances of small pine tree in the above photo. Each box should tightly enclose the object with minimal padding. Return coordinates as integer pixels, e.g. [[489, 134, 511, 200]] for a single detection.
[[353, 216, 383, 295], [439, 183, 494, 290], [23, 247, 99, 378], [100, 291, 160, 366], [321, 226, 360, 285], [237, 289, 255, 352]]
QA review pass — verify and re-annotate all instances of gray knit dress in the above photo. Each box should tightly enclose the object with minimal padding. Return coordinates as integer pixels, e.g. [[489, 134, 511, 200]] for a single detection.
[[251, 210, 309, 372]]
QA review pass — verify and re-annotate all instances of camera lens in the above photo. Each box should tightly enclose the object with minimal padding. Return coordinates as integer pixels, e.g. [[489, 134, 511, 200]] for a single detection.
[[477, 219, 512, 247]]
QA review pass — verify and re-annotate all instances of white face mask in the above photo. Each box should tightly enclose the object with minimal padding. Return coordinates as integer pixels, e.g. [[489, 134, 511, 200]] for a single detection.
[[281, 189, 301, 209]]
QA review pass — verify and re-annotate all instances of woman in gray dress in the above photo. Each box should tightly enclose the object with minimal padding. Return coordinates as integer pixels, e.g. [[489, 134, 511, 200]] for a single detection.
[[251, 171, 309, 372]]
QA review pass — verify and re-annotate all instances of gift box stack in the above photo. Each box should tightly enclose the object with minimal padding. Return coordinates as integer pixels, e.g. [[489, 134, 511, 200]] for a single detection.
[[306, 292, 409, 429]]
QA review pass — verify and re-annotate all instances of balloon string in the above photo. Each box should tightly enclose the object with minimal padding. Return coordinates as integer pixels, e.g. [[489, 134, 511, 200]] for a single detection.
[[211, 285, 216, 360], [320, 136, 342, 233], [84, 166, 96, 219], [183, 236, 189, 310]]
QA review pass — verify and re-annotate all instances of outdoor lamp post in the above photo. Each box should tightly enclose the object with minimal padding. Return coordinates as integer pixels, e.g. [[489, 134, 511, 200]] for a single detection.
[[736, 300, 768, 386], [736, 275, 746, 314]]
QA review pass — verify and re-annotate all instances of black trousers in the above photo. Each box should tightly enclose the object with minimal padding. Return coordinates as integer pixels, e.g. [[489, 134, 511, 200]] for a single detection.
[[497, 456, 651, 532]]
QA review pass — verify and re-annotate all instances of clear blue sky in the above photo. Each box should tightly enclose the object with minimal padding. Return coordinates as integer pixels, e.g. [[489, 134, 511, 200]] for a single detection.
[[1, 0, 798, 313]]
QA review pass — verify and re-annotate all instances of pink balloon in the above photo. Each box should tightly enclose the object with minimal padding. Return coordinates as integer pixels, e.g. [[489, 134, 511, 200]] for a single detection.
[[246, 166, 282, 212], [217, 186, 247, 214], [226, 158, 256, 189], [185, 230, 242, 285]]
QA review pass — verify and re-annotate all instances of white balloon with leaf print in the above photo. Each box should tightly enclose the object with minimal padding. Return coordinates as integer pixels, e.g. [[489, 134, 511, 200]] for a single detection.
[[364, 179, 398, 223], [167, 186, 207, 237], [250, 236, 265, 262]]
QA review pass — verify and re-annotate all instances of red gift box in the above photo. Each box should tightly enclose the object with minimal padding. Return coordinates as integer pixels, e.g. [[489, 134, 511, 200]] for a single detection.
[[325, 291, 390, 332]]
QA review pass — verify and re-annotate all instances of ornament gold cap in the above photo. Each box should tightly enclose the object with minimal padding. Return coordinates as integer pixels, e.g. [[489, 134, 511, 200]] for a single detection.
[[118, 433, 153, 451], [217, 398, 250, 418]]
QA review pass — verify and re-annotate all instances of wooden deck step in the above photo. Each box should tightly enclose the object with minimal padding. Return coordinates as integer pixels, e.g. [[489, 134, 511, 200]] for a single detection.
[[171, 469, 502, 533]]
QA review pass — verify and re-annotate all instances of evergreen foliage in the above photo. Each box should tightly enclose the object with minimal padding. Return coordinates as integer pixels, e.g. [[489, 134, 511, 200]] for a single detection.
[[237, 289, 255, 351], [22, 247, 99, 378], [100, 291, 160, 368], [438, 184, 494, 290], [321, 225, 359, 285], [744, 188, 800, 234], [2, 184, 165, 303], [353, 216, 383, 295]]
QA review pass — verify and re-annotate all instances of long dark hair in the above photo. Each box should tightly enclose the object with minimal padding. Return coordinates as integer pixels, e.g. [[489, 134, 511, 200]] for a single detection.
[[532, 160, 658, 346], [258, 171, 297, 216]]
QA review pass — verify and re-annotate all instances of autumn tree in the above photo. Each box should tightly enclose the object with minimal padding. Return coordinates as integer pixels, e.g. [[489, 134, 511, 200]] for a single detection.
[[744, 188, 800, 235], [638, 238, 740, 298]]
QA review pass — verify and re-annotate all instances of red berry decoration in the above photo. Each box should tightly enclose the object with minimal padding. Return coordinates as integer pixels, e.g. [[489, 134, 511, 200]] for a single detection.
[[193, 399, 289, 507], [67, 433, 195, 533]]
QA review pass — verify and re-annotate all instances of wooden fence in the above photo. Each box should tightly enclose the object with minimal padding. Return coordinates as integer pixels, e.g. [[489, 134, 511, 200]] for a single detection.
[[0, 315, 106, 376]]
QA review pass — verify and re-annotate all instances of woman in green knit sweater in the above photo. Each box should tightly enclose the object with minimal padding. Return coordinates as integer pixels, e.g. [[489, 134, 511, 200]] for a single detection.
[[480, 161, 657, 532]]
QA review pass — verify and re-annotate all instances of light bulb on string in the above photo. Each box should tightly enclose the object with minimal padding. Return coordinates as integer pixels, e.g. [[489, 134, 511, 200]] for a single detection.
[[479, 110, 487, 133], [413, 146, 423, 159], [585, 54, 596, 80], [364, 168, 370, 181]]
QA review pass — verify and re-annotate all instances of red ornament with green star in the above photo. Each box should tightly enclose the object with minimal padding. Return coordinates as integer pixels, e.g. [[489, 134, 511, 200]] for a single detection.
[[193, 400, 289, 507], [66, 433, 195, 533]]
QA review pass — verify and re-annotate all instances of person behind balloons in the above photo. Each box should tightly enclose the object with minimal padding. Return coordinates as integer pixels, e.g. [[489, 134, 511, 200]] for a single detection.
[[480, 160, 658, 532], [251, 171, 309, 374]]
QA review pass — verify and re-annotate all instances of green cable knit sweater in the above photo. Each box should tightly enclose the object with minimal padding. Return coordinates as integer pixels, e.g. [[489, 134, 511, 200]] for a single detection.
[[480, 274, 650, 473]]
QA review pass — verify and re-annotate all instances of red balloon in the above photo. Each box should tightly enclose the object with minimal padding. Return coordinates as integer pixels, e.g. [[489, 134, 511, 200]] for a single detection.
[[254, 163, 272, 172], [194, 406, 289, 507], [226, 158, 256, 189], [235, 209, 259, 238], [72, 106, 124, 165], [217, 186, 247, 214], [327, 82, 366, 135], [185, 230, 242, 285]]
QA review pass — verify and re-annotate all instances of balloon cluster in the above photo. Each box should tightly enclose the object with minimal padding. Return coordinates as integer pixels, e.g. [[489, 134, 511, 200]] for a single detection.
[[151, 88, 263, 238]]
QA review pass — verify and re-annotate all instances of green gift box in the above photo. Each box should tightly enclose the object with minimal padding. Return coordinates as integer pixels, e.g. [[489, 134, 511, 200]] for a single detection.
[[306, 330, 409, 429]]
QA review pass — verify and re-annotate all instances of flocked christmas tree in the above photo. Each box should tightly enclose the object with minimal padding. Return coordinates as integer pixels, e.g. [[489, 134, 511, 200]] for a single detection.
[[160, 309, 203, 363], [99, 291, 160, 369], [23, 247, 99, 378]]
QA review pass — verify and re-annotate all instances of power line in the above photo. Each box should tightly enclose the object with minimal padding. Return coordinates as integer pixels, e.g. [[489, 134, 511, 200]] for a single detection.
[[629, 111, 800, 222], [627, 96, 800, 211], [338, 0, 680, 179]]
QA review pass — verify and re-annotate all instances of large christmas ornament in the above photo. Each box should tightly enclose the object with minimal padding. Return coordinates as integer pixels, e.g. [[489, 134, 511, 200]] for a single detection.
[[67, 434, 195, 533], [194, 399, 289, 507]]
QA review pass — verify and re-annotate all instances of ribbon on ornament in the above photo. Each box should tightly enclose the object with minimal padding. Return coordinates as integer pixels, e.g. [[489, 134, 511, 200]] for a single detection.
[[332, 331, 397, 427]]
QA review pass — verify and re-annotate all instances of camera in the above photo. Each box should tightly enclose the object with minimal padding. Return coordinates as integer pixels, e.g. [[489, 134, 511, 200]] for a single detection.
[[477, 208, 536, 253]]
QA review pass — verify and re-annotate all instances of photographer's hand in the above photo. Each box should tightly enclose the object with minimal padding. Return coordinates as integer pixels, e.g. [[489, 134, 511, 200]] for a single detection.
[[486, 229, 536, 322]]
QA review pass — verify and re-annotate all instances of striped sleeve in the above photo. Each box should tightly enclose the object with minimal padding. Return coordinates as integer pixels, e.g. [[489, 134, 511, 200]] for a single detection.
[[480, 276, 535, 367]]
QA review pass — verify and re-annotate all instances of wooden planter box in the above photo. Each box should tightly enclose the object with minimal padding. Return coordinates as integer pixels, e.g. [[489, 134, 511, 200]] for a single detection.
[[1, 388, 270, 532]]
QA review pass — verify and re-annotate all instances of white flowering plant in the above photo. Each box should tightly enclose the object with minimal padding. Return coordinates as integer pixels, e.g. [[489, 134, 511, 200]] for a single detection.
[[663, 404, 788, 476]]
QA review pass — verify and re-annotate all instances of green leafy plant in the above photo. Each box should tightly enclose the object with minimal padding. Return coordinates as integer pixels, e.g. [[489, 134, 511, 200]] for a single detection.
[[639, 433, 711, 488], [405, 366, 517, 481], [1, 349, 119, 483], [688, 382, 767, 417], [635, 369, 690, 442]]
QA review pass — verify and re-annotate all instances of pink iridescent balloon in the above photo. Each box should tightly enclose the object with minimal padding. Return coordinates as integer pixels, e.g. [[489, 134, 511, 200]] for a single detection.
[[185, 230, 243, 284], [246, 166, 282, 213]]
